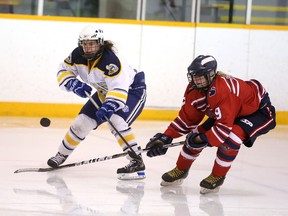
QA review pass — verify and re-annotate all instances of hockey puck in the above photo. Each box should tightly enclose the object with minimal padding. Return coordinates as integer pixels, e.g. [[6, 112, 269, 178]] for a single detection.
[[40, 117, 51, 127]]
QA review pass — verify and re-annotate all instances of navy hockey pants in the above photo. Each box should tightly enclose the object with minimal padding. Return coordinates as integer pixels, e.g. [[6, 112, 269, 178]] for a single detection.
[[79, 71, 147, 126]]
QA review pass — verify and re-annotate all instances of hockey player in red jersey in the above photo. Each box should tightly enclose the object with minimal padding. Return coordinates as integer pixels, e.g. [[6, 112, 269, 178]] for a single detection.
[[145, 55, 276, 194]]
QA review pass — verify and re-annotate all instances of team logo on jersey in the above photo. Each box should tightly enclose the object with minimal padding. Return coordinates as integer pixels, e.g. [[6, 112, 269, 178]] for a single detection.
[[64, 54, 72, 64], [240, 119, 253, 127], [209, 87, 216, 97], [106, 64, 119, 76], [182, 97, 186, 107]]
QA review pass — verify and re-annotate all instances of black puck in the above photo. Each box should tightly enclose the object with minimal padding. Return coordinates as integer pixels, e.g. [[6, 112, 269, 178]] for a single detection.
[[40, 117, 51, 127]]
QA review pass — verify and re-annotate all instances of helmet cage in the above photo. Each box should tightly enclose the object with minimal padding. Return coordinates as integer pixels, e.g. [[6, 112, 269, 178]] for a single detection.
[[78, 26, 104, 60], [187, 55, 217, 90]]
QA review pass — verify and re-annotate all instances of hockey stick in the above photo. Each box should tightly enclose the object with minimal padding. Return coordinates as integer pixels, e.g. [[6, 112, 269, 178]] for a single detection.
[[84, 91, 140, 160], [14, 141, 185, 173]]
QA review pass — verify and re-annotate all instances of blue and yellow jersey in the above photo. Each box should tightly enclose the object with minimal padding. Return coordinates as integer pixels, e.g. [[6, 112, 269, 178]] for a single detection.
[[57, 47, 137, 108]]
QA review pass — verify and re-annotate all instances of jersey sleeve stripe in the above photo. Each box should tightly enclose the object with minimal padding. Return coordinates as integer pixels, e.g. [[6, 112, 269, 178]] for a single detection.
[[176, 116, 197, 130], [57, 71, 75, 85], [191, 96, 206, 106], [170, 122, 189, 135]]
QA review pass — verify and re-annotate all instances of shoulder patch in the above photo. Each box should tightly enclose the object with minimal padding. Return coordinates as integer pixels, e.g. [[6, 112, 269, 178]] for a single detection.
[[106, 63, 119, 76], [209, 86, 216, 97], [64, 47, 86, 66], [97, 49, 121, 77], [64, 53, 72, 64]]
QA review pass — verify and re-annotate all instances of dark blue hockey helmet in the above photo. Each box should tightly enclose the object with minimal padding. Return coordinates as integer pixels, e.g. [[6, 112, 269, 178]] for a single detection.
[[187, 55, 217, 90]]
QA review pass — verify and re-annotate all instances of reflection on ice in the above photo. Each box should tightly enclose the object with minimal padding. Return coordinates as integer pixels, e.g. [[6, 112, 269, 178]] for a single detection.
[[116, 181, 145, 215], [199, 194, 224, 216], [0, 118, 287, 216], [14, 174, 104, 215], [160, 186, 191, 216]]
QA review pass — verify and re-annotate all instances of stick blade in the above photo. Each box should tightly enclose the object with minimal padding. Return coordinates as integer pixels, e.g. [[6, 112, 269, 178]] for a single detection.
[[14, 168, 40, 173], [14, 167, 54, 173]]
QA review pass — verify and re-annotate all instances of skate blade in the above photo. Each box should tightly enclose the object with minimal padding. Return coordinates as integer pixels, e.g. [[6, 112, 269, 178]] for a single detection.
[[160, 179, 184, 187], [200, 186, 220, 194], [117, 171, 146, 180]]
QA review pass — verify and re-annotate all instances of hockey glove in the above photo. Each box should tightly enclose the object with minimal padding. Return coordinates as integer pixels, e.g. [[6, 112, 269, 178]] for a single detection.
[[96, 101, 119, 123], [185, 133, 208, 151], [66, 79, 92, 98], [146, 133, 173, 157]]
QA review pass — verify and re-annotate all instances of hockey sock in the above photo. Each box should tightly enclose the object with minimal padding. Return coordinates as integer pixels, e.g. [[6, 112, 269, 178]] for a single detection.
[[111, 126, 140, 158], [59, 127, 84, 155], [176, 145, 203, 171], [58, 114, 97, 155], [212, 125, 246, 176]]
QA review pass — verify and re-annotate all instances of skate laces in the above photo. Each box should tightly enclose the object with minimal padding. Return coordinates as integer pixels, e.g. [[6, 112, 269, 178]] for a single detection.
[[123, 160, 137, 169], [168, 167, 185, 178], [52, 153, 67, 163], [204, 174, 223, 184]]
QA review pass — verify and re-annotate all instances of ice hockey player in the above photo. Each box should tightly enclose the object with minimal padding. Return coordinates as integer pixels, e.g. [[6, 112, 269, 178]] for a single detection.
[[47, 25, 147, 180], [145, 55, 276, 193]]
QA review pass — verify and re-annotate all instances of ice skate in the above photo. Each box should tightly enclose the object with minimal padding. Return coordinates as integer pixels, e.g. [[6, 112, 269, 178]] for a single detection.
[[200, 174, 225, 194], [161, 167, 189, 186], [47, 152, 68, 168], [117, 156, 145, 180]]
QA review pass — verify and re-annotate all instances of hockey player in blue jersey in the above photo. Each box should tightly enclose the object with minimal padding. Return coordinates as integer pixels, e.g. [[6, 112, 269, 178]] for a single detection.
[[47, 25, 147, 180]]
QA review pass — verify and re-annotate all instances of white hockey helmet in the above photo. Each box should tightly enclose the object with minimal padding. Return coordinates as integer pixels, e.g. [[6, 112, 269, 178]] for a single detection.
[[78, 26, 104, 60], [78, 25, 104, 45]]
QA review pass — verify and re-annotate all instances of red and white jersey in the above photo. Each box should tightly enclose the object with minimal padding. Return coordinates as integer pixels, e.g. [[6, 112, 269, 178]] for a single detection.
[[164, 73, 267, 147]]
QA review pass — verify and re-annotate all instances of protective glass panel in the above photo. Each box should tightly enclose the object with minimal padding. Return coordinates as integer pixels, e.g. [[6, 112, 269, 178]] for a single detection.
[[1, 0, 287, 26], [145, 0, 193, 22], [41, 0, 99, 17], [199, 0, 246, 24], [0, 0, 35, 14], [250, 0, 288, 25]]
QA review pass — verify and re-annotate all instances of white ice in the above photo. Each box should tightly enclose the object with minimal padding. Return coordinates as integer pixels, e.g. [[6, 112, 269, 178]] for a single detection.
[[0, 117, 288, 216]]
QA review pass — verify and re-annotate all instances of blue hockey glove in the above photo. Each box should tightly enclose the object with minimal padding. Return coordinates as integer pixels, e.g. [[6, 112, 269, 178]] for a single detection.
[[66, 79, 92, 98], [185, 133, 208, 151], [146, 133, 173, 157], [96, 101, 119, 122]]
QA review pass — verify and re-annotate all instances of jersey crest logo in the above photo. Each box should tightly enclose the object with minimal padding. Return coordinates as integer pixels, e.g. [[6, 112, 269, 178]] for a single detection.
[[106, 64, 119, 76], [64, 54, 72, 64], [209, 87, 216, 97], [182, 97, 186, 107]]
